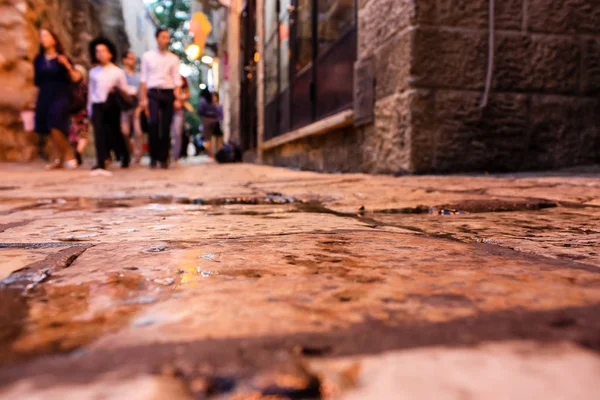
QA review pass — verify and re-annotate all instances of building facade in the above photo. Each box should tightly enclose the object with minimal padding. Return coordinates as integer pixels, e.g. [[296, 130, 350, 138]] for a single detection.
[[120, 0, 158, 58], [234, 0, 600, 173]]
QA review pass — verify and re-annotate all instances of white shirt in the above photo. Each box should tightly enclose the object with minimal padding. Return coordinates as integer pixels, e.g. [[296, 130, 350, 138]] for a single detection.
[[88, 64, 128, 115], [141, 50, 182, 89]]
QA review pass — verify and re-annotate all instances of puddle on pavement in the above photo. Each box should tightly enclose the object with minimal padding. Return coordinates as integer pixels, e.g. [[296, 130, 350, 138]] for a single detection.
[[1, 192, 561, 222], [0, 268, 170, 364]]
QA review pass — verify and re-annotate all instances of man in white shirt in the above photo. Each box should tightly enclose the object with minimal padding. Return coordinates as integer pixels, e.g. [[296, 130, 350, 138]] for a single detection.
[[140, 28, 182, 169]]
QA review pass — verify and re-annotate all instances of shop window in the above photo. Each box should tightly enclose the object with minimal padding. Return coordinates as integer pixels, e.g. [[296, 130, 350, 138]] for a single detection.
[[265, 0, 278, 39], [317, 0, 355, 56], [265, 36, 279, 103], [279, 0, 291, 92], [264, 0, 356, 138], [294, 0, 313, 74]]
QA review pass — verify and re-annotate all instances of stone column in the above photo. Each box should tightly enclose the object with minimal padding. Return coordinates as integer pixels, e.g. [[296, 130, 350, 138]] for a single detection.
[[357, 0, 417, 174], [226, 0, 242, 145]]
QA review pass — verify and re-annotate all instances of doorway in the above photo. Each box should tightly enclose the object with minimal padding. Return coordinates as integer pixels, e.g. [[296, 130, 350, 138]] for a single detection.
[[240, 0, 258, 153]]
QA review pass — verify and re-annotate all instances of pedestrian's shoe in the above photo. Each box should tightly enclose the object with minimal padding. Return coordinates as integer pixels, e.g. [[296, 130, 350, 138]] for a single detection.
[[121, 156, 130, 169], [44, 159, 62, 170], [64, 159, 78, 170], [90, 168, 113, 177], [150, 159, 157, 169], [160, 161, 169, 169]]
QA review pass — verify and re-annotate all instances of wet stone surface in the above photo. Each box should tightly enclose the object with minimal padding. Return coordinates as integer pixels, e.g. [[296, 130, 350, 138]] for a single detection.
[[0, 162, 599, 399]]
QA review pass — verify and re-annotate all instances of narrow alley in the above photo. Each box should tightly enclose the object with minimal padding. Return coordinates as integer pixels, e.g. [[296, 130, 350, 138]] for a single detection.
[[1, 162, 599, 398]]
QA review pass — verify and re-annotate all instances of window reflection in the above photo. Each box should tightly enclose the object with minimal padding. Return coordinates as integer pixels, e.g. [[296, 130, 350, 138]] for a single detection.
[[294, 0, 312, 74], [279, 3, 290, 91], [265, 37, 278, 103], [265, 0, 278, 40], [317, 0, 355, 55]]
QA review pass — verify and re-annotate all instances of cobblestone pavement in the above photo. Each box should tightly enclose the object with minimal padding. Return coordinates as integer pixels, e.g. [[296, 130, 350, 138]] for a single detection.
[[1, 161, 599, 399]]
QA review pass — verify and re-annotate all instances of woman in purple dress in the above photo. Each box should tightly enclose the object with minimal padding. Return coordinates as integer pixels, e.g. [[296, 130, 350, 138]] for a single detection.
[[34, 29, 79, 169]]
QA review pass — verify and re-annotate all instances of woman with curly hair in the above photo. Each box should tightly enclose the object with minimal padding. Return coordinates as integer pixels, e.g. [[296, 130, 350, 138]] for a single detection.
[[87, 37, 130, 176], [33, 28, 80, 170]]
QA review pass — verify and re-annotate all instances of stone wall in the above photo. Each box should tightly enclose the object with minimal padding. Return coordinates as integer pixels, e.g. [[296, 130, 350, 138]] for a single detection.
[[0, 0, 128, 161], [359, 0, 600, 173], [262, 127, 366, 172], [261, 0, 600, 174]]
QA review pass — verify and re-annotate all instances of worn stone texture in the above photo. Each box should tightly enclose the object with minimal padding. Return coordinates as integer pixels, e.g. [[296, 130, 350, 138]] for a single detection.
[[363, 94, 411, 173], [431, 90, 530, 172], [526, 95, 600, 170], [262, 126, 365, 173], [359, 0, 597, 173], [581, 37, 600, 95], [0, 163, 600, 398], [358, 0, 414, 58], [412, 28, 581, 95], [433, 0, 524, 30], [374, 29, 412, 100], [527, 0, 600, 34], [411, 28, 487, 90], [407, 89, 436, 171], [494, 34, 581, 94]]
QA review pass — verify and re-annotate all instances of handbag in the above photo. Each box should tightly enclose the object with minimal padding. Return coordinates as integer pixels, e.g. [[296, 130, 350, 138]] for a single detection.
[[69, 80, 87, 115], [113, 87, 135, 111]]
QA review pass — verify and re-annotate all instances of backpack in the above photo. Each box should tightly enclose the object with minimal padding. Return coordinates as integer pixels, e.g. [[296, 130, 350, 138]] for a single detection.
[[215, 142, 242, 164]]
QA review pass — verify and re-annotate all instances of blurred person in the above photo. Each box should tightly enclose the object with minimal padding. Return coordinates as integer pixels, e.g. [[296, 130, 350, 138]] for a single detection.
[[170, 74, 191, 165], [197, 88, 220, 158], [68, 65, 90, 166], [88, 37, 130, 176], [120, 50, 144, 164], [34, 28, 79, 170], [212, 92, 224, 151], [139, 28, 182, 169]]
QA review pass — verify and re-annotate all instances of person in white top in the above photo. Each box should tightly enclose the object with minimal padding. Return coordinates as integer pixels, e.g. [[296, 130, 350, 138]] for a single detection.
[[140, 28, 182, 169], [88, 37, 130, 174]]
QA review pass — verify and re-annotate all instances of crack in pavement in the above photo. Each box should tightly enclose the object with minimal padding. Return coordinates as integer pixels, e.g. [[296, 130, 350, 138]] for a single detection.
[[1, 245, 93, 288], [0, 242, 86, 249], [0, 220, 34, 233]]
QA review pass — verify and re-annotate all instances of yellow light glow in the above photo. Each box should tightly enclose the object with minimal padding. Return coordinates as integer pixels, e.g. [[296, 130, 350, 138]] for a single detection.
[[186, 44, 201, 60]]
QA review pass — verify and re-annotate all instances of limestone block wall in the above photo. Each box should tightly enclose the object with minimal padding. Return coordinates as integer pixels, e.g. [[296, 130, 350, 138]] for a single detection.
[[360, 0, 600, 173]]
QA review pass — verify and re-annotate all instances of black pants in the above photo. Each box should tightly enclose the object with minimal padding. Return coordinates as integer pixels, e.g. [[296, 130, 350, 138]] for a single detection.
[[92, 102, 122, 168], [148, 89, 175, 163]]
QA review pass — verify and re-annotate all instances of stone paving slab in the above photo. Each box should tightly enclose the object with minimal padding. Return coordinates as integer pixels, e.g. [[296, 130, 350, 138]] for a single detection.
[[0, 162, 599, 399]]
